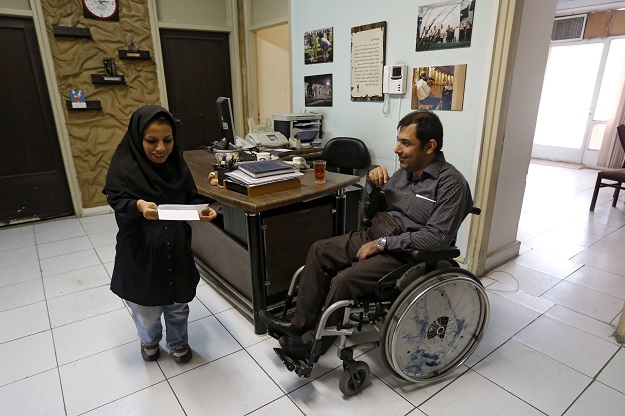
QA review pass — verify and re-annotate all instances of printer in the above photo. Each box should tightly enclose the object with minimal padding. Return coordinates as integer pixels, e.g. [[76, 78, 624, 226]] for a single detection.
[[272, 113, 323, 146]]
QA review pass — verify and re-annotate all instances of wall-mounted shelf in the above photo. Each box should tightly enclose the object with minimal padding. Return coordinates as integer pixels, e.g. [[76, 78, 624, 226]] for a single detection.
[[52, 25, 92, 38], [91, 74, 126, 84], [66, 100, 102, 111], [118, 49, 151, 60]]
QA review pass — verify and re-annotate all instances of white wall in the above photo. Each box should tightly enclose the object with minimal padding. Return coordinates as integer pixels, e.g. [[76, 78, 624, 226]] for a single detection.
[[485, 0, 557, 270], [290, 0, 500, 256]]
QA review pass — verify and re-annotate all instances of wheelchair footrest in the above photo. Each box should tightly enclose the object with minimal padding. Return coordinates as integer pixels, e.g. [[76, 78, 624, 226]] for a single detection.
[[273, 348, 313, 379]]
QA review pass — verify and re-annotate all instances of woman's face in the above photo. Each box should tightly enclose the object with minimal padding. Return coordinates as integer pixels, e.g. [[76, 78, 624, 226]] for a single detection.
[[142, 121, 174, 164]]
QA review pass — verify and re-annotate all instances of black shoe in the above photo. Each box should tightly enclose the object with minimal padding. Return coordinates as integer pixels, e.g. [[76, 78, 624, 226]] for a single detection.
[[278, 335, 314, 360], [171, 344, 193, 364], [259, 310, 305, 338], [140, 342, 160, 362]]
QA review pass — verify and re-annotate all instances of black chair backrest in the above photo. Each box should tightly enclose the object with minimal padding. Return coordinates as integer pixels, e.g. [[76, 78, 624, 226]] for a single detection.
[[321, 137, 371, 175], [617, 124, 625, 168]]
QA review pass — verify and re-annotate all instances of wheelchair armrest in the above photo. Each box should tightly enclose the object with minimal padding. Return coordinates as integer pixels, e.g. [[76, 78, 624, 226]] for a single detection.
[[409, 247, 460, 262]]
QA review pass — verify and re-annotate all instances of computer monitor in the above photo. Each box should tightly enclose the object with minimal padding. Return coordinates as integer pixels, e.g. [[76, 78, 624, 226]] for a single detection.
[[216, 97, 235, 146]]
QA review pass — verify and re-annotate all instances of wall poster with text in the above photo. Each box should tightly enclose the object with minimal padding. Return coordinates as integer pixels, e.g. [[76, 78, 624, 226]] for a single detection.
[[351, 21, 386, 102], [416, 0, 476, 51]]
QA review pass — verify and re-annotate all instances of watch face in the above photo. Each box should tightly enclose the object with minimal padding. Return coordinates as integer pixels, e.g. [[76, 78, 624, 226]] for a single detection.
[[83, 0, 118, 20]]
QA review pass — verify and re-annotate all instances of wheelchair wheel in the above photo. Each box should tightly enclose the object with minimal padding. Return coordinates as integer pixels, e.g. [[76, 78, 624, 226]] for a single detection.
[[380, 267, 489, 383], [339, 361, 370, 396]]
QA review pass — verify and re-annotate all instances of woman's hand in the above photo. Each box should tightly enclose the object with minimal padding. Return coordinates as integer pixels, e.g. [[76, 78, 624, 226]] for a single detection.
[[137, 199, 159, 220], [199, 207, 217, 223], [368, 166, 389, 188], [356, 240, 380, 260]]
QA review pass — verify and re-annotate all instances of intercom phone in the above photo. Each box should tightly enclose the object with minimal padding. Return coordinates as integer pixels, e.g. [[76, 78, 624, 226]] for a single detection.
[[383, 64, 407, 94]]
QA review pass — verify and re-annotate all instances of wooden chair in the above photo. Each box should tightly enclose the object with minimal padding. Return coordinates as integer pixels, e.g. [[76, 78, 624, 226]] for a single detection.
[[590, 124, 625, 211]]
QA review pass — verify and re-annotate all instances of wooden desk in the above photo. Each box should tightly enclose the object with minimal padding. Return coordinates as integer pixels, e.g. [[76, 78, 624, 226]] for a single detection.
[[184, 150, 359, 334]]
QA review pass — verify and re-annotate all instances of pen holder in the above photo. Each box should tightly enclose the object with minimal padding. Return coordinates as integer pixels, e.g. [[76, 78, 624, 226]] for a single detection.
[[213, 164, 232, 188]]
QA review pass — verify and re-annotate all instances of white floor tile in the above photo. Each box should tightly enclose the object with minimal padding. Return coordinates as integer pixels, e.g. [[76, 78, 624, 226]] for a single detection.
[[0, 224, 33, 238], [157, 315, 242, 379], [53, 308, 138, 365], [488, 262, 562, 297], [0, 246, 38, 269], [188, 295, 212, 322], [35, 223, 86, 244], [0, 229, 35, 252], [486, 281, 555, 313], [88, 229, 118, 248], [0, 331, 57, 387], [40, 249, 102, 277], [95, 244, 116, 263], [0, 369, 65, 416], [34, 217, 81, 232], [104, 261, 114, 277], [589, 236, 625, 259], [484, 292, 541, 338], [474, 339, 590, 416], [512, 249, 583, 278], [571, 247, 625, 278], [43, 264, 111, 299], [288, 366, 415, 416], [83, 381, 185, 416], [214, 307, 270, 348], [37, 236, 93, 259], [0, 278, 44, 312], [523, 233, 586, 259], [0, 301, 50, 344], [79, 213, 115, 225], [195, 282, 234, 314], [169, 350, 283, 416], [566, 265, 625, 300], [418, 369, 544, 416], [545, 305, 620, 345], [47, 285, 125, 327], [463, 328, 509, 368], [59, 342, 166, 416], [81, 216, 118, 235], [597, 348, 625, 394], [248, 396, 304, 416], [513, 315, 619, 377], [0, 260, 41, 288], [541, 280, 624, 323], [565, 381, 625, 416], [606, 226, 625, 242]]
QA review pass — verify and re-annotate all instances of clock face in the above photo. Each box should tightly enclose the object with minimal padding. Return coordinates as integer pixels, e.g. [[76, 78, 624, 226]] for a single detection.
[[83, 0, 118, 20]]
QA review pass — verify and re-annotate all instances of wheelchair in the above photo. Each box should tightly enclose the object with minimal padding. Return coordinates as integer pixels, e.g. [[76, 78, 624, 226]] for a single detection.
[[268, 210, 490, 396]]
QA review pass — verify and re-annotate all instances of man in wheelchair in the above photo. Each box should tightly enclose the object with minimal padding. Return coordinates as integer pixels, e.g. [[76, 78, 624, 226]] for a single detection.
[[260, 109, 474, 362]]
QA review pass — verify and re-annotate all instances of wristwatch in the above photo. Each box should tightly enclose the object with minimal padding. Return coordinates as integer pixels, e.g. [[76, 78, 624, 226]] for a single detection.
[[377, 237, 387, 251]]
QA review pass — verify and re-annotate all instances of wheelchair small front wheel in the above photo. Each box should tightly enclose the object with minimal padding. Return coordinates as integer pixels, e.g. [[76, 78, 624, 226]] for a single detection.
[[339, 361, 370, 396]]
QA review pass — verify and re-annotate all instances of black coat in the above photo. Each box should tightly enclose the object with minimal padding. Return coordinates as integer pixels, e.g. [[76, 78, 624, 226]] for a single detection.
[[103, 105, 203, 306]]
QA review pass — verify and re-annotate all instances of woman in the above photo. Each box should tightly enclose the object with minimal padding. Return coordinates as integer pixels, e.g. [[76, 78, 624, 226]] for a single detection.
[[103, 105, 216, 363]]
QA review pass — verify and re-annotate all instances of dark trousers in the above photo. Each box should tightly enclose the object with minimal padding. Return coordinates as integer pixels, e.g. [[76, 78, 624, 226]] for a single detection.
[[292, 231, 405, 352]]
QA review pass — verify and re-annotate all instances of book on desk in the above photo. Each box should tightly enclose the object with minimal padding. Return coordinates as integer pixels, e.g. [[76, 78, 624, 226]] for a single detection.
[[224, 169, 303, 197], [237, 160, 295, 178]]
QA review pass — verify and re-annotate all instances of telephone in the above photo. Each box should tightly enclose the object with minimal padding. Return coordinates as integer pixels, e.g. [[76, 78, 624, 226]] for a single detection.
[[383, 64, 407, 94], [243, 131, 289, 148]]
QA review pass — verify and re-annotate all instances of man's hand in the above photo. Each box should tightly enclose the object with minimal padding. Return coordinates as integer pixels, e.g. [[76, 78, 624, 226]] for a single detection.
[[199, 207, 217, 223], [368, 166, 389, 188], [137, 199, 158, 220], [356, 240, 381, 260]]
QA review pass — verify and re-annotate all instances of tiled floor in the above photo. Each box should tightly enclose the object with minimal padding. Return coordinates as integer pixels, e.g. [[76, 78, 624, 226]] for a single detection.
[[1, 161, 624, 416]]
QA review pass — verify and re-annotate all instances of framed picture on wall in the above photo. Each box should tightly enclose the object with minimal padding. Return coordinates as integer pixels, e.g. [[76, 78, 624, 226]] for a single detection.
[[304, 27, 333, 64], [416, 0, 476, 51], [411, 65, 467, 111], [350, 21, 386, 102], [305, 74, 333, 107]]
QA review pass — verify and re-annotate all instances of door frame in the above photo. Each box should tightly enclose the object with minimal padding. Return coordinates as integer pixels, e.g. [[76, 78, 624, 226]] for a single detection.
[[147, 0, 245, 140]]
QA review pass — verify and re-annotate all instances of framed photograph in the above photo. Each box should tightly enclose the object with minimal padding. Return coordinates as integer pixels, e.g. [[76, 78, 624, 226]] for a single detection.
[[416, 0, 476, 51], [351, 21, 387, 102], [304, 27, 333, 64], [305, 74, 333, 107], [411, 65, 467, 111]]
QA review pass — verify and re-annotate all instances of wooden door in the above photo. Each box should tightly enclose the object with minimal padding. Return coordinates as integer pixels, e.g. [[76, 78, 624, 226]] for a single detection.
[[160, 30, 234, 151], [0, 17, 74, 225]]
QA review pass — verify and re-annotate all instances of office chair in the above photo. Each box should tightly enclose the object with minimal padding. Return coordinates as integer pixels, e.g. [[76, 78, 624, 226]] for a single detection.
[[321, 137, 372, 231], [589, 124, 625, 211]]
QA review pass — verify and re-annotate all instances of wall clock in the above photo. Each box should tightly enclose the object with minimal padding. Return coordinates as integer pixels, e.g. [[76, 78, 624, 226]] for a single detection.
[[82, 0, 119, 21]]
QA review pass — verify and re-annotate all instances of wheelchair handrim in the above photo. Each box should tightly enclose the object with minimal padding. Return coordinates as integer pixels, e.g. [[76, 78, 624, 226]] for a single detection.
[[382, 270, 490, 383]]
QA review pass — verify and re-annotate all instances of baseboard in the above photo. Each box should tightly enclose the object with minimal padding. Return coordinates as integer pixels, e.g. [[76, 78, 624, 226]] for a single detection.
[[484, 240, 521, 273]]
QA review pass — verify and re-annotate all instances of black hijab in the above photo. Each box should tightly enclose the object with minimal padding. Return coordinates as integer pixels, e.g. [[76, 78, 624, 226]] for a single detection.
[[103, 105, 197, 204]]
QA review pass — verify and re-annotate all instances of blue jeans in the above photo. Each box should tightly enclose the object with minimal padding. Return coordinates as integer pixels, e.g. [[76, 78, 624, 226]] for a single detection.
[[126, 301, 189, 350]]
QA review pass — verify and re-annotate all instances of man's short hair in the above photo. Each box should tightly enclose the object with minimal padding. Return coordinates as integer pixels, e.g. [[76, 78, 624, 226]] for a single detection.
[[397, 110, 443, 152]]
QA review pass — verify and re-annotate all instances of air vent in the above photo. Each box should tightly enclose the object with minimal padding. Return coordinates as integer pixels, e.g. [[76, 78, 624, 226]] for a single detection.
[[552, 14, 587, 41]]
